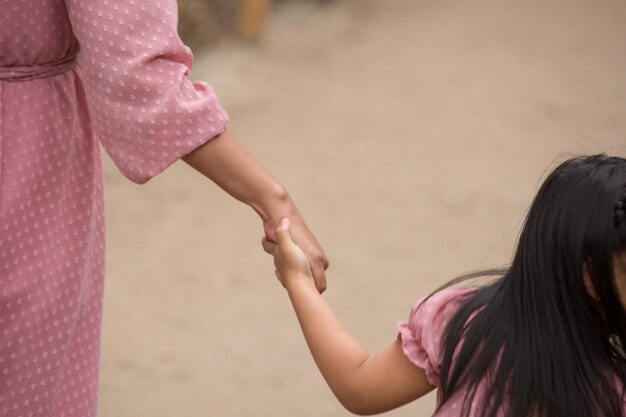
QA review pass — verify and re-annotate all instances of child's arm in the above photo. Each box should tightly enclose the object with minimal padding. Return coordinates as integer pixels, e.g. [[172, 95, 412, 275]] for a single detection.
[[262, 219, 435, 415]]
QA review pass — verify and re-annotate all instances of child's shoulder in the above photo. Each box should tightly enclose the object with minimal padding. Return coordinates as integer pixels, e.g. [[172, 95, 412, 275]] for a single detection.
[[410, 286, 476, 320], [397, 287, 476, 386]]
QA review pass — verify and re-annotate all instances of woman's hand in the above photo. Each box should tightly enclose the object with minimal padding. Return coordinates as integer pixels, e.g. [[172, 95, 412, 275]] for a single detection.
[[262, 218, 316, 290]]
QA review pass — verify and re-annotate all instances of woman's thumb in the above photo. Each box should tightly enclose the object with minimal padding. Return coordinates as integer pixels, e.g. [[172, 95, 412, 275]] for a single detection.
[[276, 218, 292, 246]]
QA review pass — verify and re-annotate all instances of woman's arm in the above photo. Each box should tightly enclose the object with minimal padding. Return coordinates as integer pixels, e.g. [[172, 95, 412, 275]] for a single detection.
[[183, 130, 329, 292], [64, 1, 328, 290], [262, 219, 434, 415]]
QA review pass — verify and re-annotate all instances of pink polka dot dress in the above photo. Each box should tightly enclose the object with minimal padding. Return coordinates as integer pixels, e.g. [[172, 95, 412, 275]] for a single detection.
[[0, 1, 227, 416]]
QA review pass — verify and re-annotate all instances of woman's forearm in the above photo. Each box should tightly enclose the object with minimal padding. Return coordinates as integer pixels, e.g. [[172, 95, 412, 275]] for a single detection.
[[182, 130, 291, 222], [183, 130, 329, 292]]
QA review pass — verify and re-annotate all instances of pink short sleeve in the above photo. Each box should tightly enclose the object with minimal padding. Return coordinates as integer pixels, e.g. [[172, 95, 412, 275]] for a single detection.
[[65, 0, 229, 183], [396, 287, 473, 387]]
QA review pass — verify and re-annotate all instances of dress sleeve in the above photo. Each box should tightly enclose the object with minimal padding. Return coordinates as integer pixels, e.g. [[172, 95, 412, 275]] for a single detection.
[[65, 0, 229, 183], [396, 287, 473, 387]]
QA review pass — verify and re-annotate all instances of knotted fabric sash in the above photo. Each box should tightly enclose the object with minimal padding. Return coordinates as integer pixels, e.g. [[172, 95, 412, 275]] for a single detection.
[[0, 54, 76, 82]]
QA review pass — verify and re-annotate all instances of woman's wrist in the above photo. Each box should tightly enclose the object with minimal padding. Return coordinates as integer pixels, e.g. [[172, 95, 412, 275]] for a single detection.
[[251, 182, 295, 224]]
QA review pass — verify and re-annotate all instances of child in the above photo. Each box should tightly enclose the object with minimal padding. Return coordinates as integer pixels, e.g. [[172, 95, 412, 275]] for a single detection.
[[262, 154, 626, 417]]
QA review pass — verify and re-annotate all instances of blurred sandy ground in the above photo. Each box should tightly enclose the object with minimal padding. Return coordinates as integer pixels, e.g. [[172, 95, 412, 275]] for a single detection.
[[98, 0, 626, 416]]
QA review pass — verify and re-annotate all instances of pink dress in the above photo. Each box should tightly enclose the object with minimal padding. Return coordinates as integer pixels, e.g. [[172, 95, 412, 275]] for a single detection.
[[0, 1, 227, 416]]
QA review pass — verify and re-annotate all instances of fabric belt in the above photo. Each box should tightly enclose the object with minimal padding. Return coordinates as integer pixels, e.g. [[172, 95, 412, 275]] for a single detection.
[[0, 55, 77, 82]]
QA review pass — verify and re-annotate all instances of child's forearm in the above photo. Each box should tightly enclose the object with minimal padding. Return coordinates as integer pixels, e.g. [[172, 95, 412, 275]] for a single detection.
[[286, 279, 372, 412], [267, 222, 432, 413]]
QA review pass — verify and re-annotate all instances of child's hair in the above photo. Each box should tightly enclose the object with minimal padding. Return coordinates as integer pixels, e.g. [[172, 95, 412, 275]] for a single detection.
[[435, 154, 626, 417]]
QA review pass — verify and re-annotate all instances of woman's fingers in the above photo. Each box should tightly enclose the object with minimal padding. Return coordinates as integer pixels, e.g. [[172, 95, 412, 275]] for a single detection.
[[261, 237, 277, 254], [263, 220, 277, 242], [310, 262, 327, 293]]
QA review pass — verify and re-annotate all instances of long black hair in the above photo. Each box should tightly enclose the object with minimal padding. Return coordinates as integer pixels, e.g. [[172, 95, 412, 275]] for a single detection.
[[435, 154, 626, 417]]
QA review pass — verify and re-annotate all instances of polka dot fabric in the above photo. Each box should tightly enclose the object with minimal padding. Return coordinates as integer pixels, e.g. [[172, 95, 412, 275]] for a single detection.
[[0, 1, 227, 416]]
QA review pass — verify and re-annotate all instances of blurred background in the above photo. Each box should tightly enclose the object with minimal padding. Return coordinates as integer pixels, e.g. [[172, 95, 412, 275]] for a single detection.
[[98, 0, 626, 416]]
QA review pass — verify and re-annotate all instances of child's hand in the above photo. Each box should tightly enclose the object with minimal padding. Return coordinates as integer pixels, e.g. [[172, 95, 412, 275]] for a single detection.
[[262, 218, 315, 289]]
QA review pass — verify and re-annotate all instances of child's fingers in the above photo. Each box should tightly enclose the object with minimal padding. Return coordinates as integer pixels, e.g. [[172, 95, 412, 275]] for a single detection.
[[275, 218, 293, 247], [261, 237, 278, 255]]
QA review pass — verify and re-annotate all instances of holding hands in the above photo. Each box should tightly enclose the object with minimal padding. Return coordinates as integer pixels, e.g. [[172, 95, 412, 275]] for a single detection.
[[182, 130, 328, 292], [262, 218, 317, 290], [263, 213, 328, 293]]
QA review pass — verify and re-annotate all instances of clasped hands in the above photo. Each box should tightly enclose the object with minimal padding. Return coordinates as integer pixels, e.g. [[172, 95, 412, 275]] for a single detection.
[[262, 214, 328, 293]]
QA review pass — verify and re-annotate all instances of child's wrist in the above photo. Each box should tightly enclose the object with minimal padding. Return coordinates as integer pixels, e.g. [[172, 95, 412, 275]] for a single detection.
[[285, 272, 317, 293]]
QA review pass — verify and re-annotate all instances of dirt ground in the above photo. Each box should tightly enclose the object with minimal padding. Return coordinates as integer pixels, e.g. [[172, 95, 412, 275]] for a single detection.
[[98, 0, 626, 416]]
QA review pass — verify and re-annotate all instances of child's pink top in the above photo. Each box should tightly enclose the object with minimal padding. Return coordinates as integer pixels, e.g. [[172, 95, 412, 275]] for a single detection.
[[397, 287, 492, 416], [397, 288, 626, 416]]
